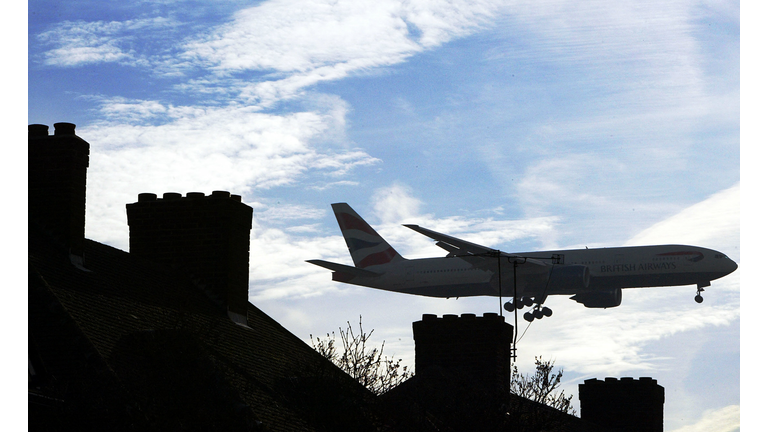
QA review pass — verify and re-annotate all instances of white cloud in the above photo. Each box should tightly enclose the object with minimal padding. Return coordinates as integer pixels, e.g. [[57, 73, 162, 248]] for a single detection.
[[184, 0, 499, 73], [371, 183, 423, 224], [523, 294, 737, 375], [249, 226, 350, 300], [183, 0, 418, 73], [85, 97, 169, 123], [37, 18, 175, 67], [502, 0, 704, 93], [626, 183, 740, 258], [81, 99, 379, 249], [400, 0, 499, 48], [474, 1, 737, 251], [179, 0, 502, 106], [668, 405, 740, 432]]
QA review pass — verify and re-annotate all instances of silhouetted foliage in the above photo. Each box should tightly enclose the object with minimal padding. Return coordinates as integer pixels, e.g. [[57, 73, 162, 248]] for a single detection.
[[311, 316, 413, 395], [510, 356, 576, 415]]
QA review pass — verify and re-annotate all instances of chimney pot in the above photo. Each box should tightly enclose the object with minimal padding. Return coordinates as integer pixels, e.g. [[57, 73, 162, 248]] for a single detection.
[[163, 192, 182, 200], [186, 192, 205, 199], [54, 122, 77, 136], [28, 124, 49, 138], [138, 193, 158, 202], [211, 190, 231, 198]]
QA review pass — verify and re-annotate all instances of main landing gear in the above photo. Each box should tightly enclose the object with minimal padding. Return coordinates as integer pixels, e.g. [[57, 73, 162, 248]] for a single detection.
[[503, 297, 552, 322], [523, 305, 553, 322], [695, 281, 710, 304]]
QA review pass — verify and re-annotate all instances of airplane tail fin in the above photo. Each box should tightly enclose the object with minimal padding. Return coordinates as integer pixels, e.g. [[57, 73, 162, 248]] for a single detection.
[[331, 203, 405, 268]]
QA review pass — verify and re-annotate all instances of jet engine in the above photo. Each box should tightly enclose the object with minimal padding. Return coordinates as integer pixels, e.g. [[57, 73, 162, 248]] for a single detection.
[[569, 288, 622, 308], [547, 265, 590, 291]]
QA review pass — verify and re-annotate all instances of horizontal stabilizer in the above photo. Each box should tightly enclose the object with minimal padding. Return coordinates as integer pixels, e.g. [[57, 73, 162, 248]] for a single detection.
[[306, 260, 381, 278]]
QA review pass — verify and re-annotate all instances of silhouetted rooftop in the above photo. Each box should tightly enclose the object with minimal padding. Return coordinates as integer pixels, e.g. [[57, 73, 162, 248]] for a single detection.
[[29, 227, 387, 431]]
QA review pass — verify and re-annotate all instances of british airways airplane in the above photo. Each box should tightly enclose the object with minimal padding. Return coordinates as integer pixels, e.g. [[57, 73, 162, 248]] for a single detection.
[[308, 203, 738, 321]]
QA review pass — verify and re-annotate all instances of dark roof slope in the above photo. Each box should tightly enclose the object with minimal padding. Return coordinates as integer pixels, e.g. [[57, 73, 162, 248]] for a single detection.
[[29, 228, 390, 431], [380, 368, 607, 432]]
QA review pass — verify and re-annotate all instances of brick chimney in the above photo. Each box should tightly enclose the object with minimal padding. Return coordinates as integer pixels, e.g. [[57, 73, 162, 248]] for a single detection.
[[126, 191, 253, 324], [579, 377, 665, 432], [28, 123, 90, 260], [413, 313, 514, 398]]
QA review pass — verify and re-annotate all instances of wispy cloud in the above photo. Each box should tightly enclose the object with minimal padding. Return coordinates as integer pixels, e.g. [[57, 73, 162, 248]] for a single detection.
[[472, 0, 738, 250], [81, 99, 379, 249], [183, 0, 499, 73], [668, 405, 740, 432], [83, 96, 169, 123], [37, 17, 177, 67], [178, 0, 502, 106], [627, 183, 740, 257]]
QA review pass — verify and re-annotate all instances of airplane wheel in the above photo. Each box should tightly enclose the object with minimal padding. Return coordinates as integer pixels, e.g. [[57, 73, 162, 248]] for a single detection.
[[504, 301, 515, 312], [533, 309, 543, 319], [695, 294, 704, 304], [523, 297, 534, 307], [524, 312, 534, 322], [542, 307, 553, 317]]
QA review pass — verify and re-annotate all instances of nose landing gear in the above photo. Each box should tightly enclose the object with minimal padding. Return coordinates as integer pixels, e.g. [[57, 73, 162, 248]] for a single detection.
[[695, 281, 710, 303]]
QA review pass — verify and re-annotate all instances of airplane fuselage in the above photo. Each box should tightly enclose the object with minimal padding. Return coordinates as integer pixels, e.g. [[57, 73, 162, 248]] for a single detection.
[[341, 244, 737, 299]]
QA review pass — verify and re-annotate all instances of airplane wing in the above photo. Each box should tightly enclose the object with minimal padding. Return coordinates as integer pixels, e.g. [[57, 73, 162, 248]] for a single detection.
[[403, 224, 497, 256], [403, 224, 550, 268], [306, 260, 381, 278]]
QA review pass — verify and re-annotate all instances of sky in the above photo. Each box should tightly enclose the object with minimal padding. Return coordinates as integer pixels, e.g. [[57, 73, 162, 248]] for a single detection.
[[25, 0, 753, 430]]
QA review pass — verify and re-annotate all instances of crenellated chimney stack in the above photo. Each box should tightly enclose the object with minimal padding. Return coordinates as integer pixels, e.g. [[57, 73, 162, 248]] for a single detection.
[[28, 123, 90, 259], [580, 377, 665, 432], [126, 191, 254, 324], [413, 313, 514, 398]]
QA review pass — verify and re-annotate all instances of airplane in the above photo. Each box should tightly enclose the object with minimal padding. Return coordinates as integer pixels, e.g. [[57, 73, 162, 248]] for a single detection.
[[308, 203, 738, 322]]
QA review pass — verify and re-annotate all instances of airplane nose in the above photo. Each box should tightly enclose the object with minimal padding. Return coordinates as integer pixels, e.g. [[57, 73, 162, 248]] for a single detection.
[[727, 259, 738, 274]]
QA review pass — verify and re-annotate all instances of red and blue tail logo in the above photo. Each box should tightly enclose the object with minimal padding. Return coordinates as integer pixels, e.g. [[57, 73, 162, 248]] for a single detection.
[[332, 203, 404, 268]]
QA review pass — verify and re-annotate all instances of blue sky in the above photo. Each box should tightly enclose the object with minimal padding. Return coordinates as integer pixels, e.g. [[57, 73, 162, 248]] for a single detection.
[[26, 0, 749, 430]]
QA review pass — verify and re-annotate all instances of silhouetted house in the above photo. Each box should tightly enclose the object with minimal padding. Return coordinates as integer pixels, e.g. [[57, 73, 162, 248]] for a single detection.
[[28, 123, 665, 432], [28, 123, 390, 431]]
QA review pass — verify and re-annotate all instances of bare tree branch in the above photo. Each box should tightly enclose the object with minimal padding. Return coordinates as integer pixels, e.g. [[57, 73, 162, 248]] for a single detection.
[[311, 316, 413, 396], [510, 356, 576, 415]]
